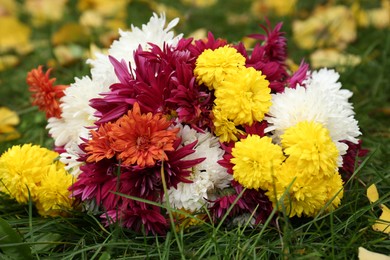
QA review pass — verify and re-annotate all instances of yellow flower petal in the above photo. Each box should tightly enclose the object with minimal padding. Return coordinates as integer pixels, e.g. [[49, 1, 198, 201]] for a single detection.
[[358, 247, 390, 260], [367, 184, 379, 204]]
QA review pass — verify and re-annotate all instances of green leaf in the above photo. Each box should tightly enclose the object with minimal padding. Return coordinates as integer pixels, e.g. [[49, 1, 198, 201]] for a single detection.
[[30, 233, 62, 254], [98, 252, 111, 260], [0, 218, 32, 259]]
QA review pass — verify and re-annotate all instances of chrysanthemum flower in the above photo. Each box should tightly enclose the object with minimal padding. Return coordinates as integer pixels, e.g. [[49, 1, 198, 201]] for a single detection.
[[168, 125, 231, 211], [85, 122, 116, 163], [214, 67, 271, 125], [35, 164, 74, 217], [265, 68, 361, 165], [0, 144, 61, 203], [110, 103, 179, 167], [212, 107, 245, 143], [281, 121, 339, 177], [26, 66, 68, 118], [267, 162, 343, 217], [231, 135, 285, 190], [194, 45, 246, 90]]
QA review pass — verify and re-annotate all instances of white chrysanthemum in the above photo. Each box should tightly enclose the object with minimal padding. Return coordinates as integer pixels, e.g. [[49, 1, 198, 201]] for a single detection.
[[47, 76, 102, 147], [265, 68, 361, 165], [168, 125, 232, 211], [88, 13, 183, 86], [47, 76, 102, 175]]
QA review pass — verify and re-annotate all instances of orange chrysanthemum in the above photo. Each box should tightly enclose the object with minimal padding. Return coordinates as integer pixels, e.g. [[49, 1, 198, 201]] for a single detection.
[[110, 103, 179, 167], [85, 122, 116, 163], [26, 65, 68, 118]]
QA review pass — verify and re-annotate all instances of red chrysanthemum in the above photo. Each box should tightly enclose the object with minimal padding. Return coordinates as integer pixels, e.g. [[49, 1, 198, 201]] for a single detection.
[[110, 102, 179, 167], [26, 66, 68, 118]]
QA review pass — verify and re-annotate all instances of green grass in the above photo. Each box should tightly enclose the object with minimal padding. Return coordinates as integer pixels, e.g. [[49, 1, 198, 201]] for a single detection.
[[1, 0, 390, 259]]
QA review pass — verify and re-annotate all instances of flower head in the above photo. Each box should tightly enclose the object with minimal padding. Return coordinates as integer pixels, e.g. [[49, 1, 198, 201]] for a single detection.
[[35, 164, 74, 217], [214, 67, 271, 125], [281, 121, 339, 177], [194, 46, 246, 90], [26, 66, 68, 118], [110, 103, 179, 167], [267, 162, 343, 217], [212, 107, 245, 143], [265, 69, 361, 165], [0, 144, 62, 203], [231, 135, 285, 190], [85, 122, 116, 163]]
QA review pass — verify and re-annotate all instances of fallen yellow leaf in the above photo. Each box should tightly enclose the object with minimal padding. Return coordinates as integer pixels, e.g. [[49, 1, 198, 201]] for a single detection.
[[0, 0, 18, 17], [181, 0, 217, 8], [24, 0, 68, 26], [0, 16, 32, 54], [372, 205, 390, 234], [251, 0, 297, 17], [51, 23, 89, 46], [292, 5, 356, 50], [0, 107, 20, 142], [367, 184, 379, 204], [310, 48, 361, 70], [359, 247, 390, 260], [0, 54, 19, 71]]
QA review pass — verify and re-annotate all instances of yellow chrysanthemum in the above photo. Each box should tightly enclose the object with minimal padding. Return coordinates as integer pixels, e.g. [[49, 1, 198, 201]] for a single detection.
[[212, 107, 245, 143], [323, 172, 344, 212], [281, 121, 339, 177], [214, 67, 271, 125], [267, 162, 343, 217], [231, 135, 285, 190], [0, 144, 60, 203], [35, 164, 74, 217], [194, 45, 246, 90]]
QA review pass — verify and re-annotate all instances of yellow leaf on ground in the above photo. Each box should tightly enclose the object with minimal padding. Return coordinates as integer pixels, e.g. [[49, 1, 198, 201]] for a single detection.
[[51, 23, 89, 46], [373, 205, 390, 234], [0, 55, 19, 71], [0, 107, 20, 142], [24, 0, 68, 26], [251, 0, 297, 17], [310, 49, 361, 70], [0, 16, 32, 54], [181, 0, 217, 8], [187, 28, 207, 41], [367, 184, 379, 204], [0, 0, 18, 17], [359, 247, 390, 260], [292, 5, 356, 50]]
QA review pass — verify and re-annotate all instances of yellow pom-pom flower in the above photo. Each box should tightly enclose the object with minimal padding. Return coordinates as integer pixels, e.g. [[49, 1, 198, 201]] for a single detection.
[[212, 107, 245, 143], [194, 45, 246, 90], [0, 144, 60, 203], [35, 164, 74, 217], [281, 121, 339, 177], [267, 162, 344, 217], [231, 135, 285, 190], [214, 67, 271, 126]]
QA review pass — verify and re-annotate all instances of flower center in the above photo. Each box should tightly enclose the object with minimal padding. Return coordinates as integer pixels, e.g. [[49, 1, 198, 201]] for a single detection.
[[136, 135, 150, 149]]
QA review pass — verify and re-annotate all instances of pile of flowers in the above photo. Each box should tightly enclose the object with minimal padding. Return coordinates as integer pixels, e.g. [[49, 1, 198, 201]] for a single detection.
[[20, 13, 367, 234]]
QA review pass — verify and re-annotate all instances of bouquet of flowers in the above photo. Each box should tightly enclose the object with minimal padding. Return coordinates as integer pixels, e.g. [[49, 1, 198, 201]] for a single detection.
[[19, 13, 367, 234]]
